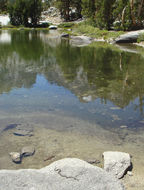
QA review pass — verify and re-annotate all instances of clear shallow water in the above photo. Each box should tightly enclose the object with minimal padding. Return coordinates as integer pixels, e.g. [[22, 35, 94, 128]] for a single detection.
[[0, 30, 144, 131], [1, 30, 144, 189]]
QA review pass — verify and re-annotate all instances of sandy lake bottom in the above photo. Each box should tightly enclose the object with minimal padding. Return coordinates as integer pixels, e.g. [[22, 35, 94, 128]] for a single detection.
[[0, 111, 144, 190]]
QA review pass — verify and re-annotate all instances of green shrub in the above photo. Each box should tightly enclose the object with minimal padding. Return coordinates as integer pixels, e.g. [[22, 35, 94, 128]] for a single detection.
[[58, 22, 75, 28], [74, 22, 124, 39], [137, 33, 144, 43]]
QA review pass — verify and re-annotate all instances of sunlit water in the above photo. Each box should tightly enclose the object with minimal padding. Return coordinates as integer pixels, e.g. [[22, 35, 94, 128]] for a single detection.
[[0, 29, 144, 189]]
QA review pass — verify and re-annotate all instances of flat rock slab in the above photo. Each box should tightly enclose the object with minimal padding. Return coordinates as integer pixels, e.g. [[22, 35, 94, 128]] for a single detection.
[[114, 30, 144, 43], [103, 151, 131, 179], [70, 36, 92, 47], [0, 158, 124, 190]]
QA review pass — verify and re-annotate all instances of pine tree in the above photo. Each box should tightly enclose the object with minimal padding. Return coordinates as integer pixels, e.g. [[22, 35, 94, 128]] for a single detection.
[[8, 0, 42, 26]]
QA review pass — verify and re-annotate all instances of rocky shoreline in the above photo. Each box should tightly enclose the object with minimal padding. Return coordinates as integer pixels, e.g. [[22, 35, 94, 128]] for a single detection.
[[0, 153, 131, 190]]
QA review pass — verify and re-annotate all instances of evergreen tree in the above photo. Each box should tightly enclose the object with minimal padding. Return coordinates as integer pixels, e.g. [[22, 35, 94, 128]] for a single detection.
[[8, 0, 42, 26], [56, 0, 82, 21], [0, 0, 8, 13], [82, 0, 95, 19]]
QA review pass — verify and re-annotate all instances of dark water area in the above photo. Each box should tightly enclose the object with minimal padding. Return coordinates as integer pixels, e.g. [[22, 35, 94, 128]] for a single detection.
[[0, 30, 144, 131]]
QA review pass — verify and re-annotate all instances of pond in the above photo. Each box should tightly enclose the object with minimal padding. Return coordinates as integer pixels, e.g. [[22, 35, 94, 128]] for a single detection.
[[0, 30, 144, 189]]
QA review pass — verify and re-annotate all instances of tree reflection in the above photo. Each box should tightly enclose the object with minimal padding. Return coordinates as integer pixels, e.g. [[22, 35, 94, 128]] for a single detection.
[[0, 30, 144, 113]]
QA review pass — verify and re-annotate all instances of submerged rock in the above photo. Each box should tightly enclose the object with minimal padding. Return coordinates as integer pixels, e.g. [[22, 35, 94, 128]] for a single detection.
[[3, 124, 17, 132], [0, 158, 125, 190], [13, 129, 33, 136], [9, 152, 21, 163], [21, 146, 35, 157], [70, 36, 92, 47], [13, 123, 33, 137], [103, 151, 131, 179]]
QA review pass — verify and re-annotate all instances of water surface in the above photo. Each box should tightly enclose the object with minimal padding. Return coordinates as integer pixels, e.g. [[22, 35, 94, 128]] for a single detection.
[[0, 30, 144, 189]]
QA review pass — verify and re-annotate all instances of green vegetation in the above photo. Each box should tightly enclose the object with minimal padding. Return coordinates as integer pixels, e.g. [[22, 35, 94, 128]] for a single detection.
[[71, 22, 124, 40], [1, 0, 144, 31], [8, 0, 43, 26], [0, 0, 8, 14], [56, 0, 144, 31], [137, 33, 144, 43], [55, 0, 82, 21], [58, 22, 75, 28]]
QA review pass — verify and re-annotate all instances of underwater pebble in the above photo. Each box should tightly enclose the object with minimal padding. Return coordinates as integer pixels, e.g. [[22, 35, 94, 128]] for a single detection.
[[127, 171, 133, 176], [21, 146, 35, 157], [9, 152, 21, 163]]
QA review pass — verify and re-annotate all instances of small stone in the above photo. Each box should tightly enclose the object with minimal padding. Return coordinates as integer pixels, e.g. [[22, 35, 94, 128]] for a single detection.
[[127, 171, 133, 176], [21, 146, 35, 157], [9, 152, 21, 163]]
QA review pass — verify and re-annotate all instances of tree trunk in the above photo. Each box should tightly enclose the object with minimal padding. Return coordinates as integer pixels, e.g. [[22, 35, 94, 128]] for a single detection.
[[130, 0, 136, 26], [121, 6, 127, 27], [65, 0, 70, 21], [138, 0, 144, 25]]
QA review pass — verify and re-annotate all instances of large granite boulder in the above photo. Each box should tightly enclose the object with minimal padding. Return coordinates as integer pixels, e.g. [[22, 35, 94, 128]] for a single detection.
[[114, 30, 144, 43], [103, 151, 131, 179], [0, 158, 124, 190]]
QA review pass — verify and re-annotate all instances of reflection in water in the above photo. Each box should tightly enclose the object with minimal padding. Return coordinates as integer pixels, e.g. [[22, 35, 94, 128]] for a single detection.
[[0, 30, 144, 130]]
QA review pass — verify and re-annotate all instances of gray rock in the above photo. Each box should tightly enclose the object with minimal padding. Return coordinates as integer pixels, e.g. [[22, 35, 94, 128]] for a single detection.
[[114, 30, 144, 43], [61, 33, 69, 38], [0, 158, 124, 190], [103, 151, 131, 179], [70, 36, 92, 47], [13, 123, 33, 137], [13, 129, 33, 136], [9, 152, 21, 163], [21, 146, 35, 157], [49, 25, 58, 30]]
